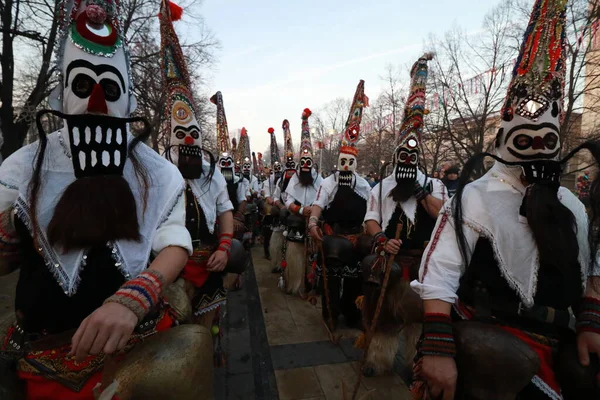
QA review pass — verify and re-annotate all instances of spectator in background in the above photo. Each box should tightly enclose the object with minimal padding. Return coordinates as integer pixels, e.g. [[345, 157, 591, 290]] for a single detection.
[[443, 164, 460, 197]]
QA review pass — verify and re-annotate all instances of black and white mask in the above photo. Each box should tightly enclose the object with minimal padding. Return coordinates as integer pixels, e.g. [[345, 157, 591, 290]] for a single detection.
[[393, 137, 419, 183], [299, 156, 313, 172]]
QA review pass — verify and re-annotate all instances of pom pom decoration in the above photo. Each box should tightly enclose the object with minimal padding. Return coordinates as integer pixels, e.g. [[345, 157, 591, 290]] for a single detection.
[[281, 260, 287, 268], [86, 5, 107, 24], [268, 127, 275, 134], [168, 1, 183, 21], [302, 108, 312, 118]]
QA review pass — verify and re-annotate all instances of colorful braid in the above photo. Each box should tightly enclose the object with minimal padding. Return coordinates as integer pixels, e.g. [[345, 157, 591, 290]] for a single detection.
[[576, 297, 600, 335], [104, 270, 166, 322], [217, 233, 233, 256], [421, 313, 456, 357]]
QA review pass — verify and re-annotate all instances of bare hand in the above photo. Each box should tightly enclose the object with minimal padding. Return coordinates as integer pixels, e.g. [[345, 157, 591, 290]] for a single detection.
[[310, 225, 323, 242], [207, 250, 228, 272], [577, 331, 600, 385], [302, 207, 312, 217], [70, 302, 138, 362], [419, 355, 457, 400], [384, 239, 402, 255]]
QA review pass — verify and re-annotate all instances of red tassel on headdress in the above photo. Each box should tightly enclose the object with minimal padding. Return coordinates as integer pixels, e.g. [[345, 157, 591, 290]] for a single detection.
[[168, 2, 183, 21], [303, 108, 312, 118], [268, 127, 275, 134]]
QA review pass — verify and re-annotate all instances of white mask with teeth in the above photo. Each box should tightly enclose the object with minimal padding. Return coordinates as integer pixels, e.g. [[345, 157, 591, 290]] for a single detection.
[[338, 153, 356, 173]]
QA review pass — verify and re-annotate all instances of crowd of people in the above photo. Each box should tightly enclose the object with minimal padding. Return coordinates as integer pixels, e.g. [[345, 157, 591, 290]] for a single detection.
[[0, 0, 600, 399]]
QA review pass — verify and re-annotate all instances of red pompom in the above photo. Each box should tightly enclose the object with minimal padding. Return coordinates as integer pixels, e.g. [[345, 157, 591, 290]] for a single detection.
[[268, 127, 275, 134], [303, 108, 312, 117], [281, 260, 287, 268], [168, 1, 183, 21], [241, 127, 247, 136]]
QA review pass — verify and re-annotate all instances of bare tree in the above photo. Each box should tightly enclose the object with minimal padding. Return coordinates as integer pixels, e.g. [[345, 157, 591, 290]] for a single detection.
[[423, 0, 516, 175], [359, 95, 396, 175], [1, 0, 218, 158], [0, 0, 60, 158]]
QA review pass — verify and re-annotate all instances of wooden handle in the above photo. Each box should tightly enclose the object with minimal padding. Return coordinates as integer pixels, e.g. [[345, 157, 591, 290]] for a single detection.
[[394, 223, 403, 241]]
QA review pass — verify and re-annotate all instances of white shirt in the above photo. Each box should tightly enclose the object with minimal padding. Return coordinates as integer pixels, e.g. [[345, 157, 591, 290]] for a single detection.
[[364, 169, 447, 232], [313, 172, 371, 210], [0, 129, 193, 295], [410, 163, 592, 307], [284, 170, 324, 207]]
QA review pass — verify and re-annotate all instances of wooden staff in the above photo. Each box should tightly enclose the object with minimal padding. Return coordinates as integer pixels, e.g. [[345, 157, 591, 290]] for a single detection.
[[351, 222, 403, 400], [318, 240, 337, 341]]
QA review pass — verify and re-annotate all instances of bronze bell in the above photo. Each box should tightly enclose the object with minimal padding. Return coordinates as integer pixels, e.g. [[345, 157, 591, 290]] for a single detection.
[[454, 321, 540, 400], [361, 254, 383, 286], [103, 325, 214, 400]]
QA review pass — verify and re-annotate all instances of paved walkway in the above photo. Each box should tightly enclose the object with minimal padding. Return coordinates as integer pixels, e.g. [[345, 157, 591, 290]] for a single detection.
[[219, 247, 412, 400]]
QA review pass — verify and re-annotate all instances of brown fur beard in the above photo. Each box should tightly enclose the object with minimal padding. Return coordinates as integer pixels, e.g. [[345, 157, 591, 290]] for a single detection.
[[47, 175, 141, 252], [298, 169, 314, 186], [524, 183, 579, 272], [390, 179, 414, 203]]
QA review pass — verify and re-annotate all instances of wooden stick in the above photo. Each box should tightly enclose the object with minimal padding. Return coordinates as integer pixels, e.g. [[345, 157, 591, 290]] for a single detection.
[[318, 241, 336, 336], [351, 223, 403, 400]]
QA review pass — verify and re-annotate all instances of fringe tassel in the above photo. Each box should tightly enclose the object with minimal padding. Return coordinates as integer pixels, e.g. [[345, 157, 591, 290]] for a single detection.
[[354, 332, 367, 349]]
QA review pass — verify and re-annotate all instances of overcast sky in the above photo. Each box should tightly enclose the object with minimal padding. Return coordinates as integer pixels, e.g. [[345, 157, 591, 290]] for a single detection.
[[183, 0, 504, 153]]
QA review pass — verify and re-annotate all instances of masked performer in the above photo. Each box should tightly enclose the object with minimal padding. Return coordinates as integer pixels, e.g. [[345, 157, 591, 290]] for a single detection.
[[240, 129, 260, 197], [309, 80, 371, 330], [0, 0, 221, 398], [282, 109, 323, 296], [210, 93, 247, 276], [361, 53, 447, 377], [265, 127, 286, 271], [238, 128, 258, 247], [411, 2, 600, 399], [160, 0, 237, 330], [269, 120, 298, 274]]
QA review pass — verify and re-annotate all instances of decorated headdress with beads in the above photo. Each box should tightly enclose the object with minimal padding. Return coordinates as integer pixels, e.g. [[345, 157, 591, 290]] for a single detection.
[[238, 128, 252, 175], [268, 127, 280, 164], [50, 0, 136, 116], [257, 152, 264, 171], [159, 0, 203, 168], [231, 137, 238, 162], [340, 80, 368, 158], [282, 119, 295, 168], [210, 91, 231, 155], [210, 91, 235, 176], [299, 108, 314, 172], [394, 53, 433, 163], [391, 53, 433, 184], [495, 0, 567, 163], [252, 151, 259, 174]]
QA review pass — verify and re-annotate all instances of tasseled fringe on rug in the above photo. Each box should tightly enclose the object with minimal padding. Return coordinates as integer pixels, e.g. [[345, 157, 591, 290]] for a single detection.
[[355, 295, 364, 310], [354, 332, 367, 349]]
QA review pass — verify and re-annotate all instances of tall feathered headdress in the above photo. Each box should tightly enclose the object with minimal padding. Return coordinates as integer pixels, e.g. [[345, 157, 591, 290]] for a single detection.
[[210, 91, 231, 155], [340, 80, 368, 158], [495, 0, 567, 163], [394, 53, 434, 161], [268, 127, 281, 167], [299, 108, 313, 171], [252, 151, 259, 173], [282, 119, 295, 168], [159, 0, 202, 151]]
